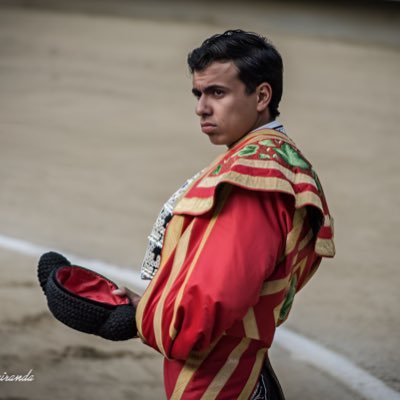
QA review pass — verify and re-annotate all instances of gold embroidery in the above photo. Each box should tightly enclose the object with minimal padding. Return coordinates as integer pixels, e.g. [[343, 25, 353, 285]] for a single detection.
[[243, 307, 260, 340], [175, 175, 295, 216], [152, 221, 194, 355], [161, 216, 185, 267], [293, 256, 308, 276], [299, 259, 321, 289], [174, 196, 214, 215], [260, 276, 291, 296], [295, 191, 323, 210], [170, 341, 219, 400], [273, 299, 285, 325], [137, 216, 186, 344], [201, 173, 294, 193], [299, 229, 314, 251], [136, 216, 185, 338], [166, 224, 196, 338], [176, 181, 323, 217], [199, 159, 317, 189], [200, 338, 251, 399], [245, 129, 296, 146], [315, 237, 336, 257], [169, 185, 233, 340], [237, 348, 268, 400], [285, 208, 306, 255]]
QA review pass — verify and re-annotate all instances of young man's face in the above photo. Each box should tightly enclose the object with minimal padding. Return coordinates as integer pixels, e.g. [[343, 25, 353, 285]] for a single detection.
[[192, 61, 261, 146]]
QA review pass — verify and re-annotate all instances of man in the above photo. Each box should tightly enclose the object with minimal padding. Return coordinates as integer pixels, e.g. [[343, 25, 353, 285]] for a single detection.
[[114, 30, 335, 400]]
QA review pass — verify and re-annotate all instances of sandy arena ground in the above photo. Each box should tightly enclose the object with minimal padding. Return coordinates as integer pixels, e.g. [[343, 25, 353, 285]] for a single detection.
[[0, 2, 399, 399]]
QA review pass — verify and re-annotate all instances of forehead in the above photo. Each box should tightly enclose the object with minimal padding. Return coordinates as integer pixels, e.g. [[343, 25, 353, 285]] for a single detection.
[[192, 61, 241, 88]]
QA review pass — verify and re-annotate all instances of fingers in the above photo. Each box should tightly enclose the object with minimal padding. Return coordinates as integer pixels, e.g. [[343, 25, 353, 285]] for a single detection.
[[112, 287, 128, 296], [112, 287, 141, 307]]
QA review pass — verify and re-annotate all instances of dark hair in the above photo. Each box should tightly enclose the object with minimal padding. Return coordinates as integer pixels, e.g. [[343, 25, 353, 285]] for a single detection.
[[187, 29, 283, 118]]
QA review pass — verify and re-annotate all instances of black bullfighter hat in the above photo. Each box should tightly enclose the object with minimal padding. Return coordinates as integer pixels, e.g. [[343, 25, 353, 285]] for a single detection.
[[38, 251, 137, 341]]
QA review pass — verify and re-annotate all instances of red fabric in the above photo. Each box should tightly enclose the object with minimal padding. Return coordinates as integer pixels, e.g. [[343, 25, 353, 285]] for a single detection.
[[56, 266, 129, 306], [162, 189, 292, 360], [173, 130, 335, 258], [136, 129, 334, 398], [164, 336, 247, 399], [138, 187, 294, 398]]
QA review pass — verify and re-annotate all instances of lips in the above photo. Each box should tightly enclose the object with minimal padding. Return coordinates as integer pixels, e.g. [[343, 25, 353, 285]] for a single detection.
[[201, 122, 217, 134]]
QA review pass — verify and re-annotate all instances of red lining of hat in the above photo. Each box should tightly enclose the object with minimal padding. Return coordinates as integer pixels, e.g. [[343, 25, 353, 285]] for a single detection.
[[56, 266, 129, 306]]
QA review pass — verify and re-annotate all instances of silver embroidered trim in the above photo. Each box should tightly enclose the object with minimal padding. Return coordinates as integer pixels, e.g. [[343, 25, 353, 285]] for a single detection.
[[251, 371, 268, 400], [140, 171, 202, 280]]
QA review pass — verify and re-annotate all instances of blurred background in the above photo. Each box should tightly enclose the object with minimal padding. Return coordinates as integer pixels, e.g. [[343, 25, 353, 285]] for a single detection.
[[0, 1, 399, 399]]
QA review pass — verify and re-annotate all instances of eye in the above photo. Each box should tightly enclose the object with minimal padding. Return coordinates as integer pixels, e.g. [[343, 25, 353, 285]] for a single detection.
[[213, 88, 224, 97], [192, 89, 201, 99]]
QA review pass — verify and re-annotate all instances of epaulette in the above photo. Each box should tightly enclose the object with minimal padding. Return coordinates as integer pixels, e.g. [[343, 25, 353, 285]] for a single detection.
[[174, 129, 335, 257]]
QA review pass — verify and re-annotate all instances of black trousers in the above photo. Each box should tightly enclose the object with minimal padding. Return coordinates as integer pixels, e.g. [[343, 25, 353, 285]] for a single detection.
[[251, 357, 286, 400]]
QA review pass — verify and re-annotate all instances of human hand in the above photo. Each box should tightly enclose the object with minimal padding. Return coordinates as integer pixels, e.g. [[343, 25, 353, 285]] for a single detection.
[[112, 286, 141, 308]]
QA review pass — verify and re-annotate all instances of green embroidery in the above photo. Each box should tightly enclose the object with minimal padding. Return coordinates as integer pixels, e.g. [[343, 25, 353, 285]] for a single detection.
[[259, 153, 271, 159], [274, 143, 310, 170], [312, 169, 323, 193], [279, 276, 297, 321], [237, 144, 259, 157], [259, 139, 277, 147], [212, 165, 222, 175]]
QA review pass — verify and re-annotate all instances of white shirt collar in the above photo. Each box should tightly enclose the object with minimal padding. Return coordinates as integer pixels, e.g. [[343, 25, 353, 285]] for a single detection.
[[255, 120, 285, 133]]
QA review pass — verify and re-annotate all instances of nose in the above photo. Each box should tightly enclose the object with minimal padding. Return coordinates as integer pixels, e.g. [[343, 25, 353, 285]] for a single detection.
[[195, 95, 211, 117]]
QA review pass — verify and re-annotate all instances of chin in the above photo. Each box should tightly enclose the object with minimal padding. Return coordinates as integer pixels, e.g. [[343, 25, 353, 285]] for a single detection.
[[209, 138, 227, 146], [208, 135, 228, 146]]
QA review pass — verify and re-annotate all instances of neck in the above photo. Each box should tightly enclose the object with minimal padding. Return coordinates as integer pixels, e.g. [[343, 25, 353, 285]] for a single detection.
[[227, 114, 273, 149], [252, 112, 273, 131]]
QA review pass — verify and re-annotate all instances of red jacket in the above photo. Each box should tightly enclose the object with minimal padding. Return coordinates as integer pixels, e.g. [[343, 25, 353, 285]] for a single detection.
[[136, 129, 335, 399]]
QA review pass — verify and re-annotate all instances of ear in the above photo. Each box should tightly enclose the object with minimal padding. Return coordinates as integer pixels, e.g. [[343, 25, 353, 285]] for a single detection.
[[256, 82, 272, 113]]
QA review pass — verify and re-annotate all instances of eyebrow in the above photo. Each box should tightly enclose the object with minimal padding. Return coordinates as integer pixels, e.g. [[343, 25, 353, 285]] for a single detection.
[[191, 84, 228, 97]]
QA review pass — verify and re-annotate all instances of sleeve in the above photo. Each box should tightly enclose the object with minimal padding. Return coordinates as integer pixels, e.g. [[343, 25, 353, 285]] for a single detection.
[[136, 185, 294, 360]]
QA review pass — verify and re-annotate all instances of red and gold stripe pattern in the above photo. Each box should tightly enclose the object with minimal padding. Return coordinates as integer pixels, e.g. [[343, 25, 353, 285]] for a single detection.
[[136, 129, 335, 399], [174, 129, 334, 258]]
